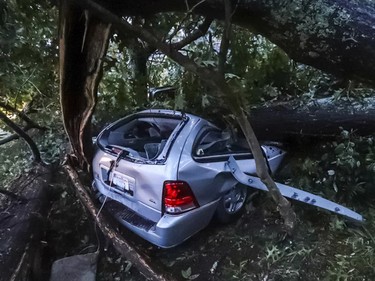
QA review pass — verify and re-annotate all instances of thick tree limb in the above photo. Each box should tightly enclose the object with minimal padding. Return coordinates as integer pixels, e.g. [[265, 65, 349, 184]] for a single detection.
[[63, 159, 177, 281], [0, 110, 41, 163], [250, 97, 375, 141], [97, 0, 375, 86], [235, 109, 296, 231]]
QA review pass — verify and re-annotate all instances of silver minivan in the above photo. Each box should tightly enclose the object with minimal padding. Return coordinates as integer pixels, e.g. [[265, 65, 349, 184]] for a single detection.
[[92, 109, 286, 248]]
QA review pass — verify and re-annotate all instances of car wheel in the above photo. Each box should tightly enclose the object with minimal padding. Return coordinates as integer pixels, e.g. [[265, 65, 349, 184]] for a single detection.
[[214, 184, 248, 224]]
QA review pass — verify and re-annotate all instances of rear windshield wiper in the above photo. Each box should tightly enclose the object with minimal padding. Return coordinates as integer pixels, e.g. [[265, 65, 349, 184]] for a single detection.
[[106, 147, 131, 179], [104, 145, 131, 157]]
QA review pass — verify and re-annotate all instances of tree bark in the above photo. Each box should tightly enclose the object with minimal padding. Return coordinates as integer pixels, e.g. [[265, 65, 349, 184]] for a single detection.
[[98, 0, 375, 86], [249, 97, 375, 141], [127, 39, 153, 106], [59, 0, 111, 170], [0, 164, 53, 281], [235, 109, 296, 232]]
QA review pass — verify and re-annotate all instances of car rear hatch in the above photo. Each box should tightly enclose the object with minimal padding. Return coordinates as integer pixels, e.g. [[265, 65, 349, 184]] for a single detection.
[[94, 111, 188, 222]]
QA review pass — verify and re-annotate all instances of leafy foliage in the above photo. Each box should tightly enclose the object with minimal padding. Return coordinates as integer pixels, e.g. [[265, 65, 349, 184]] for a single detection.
[[0, 0, 63, 186], [0, 0, 58, 110], [287, 131, 375, 202]]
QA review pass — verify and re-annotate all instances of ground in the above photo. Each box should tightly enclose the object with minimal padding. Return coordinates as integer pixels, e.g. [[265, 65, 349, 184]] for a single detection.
[[41, 166, 375, 281]]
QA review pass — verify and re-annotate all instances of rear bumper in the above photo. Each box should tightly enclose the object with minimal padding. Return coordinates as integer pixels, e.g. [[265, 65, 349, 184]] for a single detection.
[[93, 181, 219, 248]]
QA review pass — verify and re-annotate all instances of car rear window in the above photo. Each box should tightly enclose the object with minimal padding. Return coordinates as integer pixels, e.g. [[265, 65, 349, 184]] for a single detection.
[[106, 117, 182, 160]]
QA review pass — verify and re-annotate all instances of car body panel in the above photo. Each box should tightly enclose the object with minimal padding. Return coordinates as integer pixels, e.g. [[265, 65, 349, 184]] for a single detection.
[[94, 151, 171, 222], [103, 197, 220, 248], [227, 155, 363, 222]]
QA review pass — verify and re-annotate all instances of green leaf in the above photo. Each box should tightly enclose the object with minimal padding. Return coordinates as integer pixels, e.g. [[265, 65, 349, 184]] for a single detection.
[[334, 143, 346, 154], [181, 267, 192, 279]]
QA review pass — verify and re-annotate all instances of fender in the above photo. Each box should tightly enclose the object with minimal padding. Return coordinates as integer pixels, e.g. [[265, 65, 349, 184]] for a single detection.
[[226, 155, 363, 222]]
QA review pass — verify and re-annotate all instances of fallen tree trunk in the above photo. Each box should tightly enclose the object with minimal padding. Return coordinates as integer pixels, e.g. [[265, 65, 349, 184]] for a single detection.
[[249, 97, 375, 141], [0, 163, 53, 281]]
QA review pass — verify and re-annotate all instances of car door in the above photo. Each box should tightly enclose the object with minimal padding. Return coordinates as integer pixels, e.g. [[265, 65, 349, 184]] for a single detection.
[[177, 122, 257, 207]]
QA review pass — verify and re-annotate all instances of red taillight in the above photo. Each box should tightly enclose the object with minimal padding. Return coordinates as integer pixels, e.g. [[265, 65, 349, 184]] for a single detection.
[[163, 181, 199, 214]]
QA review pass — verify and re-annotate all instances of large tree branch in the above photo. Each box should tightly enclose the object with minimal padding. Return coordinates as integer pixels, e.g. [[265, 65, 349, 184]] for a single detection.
[[97, 0, 375, 86], [234, 109, 296, 231]]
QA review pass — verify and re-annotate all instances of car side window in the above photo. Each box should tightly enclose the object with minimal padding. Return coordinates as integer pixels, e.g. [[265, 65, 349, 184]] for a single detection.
[[194, 130, 231, 156], [194, 128, 252, 157]]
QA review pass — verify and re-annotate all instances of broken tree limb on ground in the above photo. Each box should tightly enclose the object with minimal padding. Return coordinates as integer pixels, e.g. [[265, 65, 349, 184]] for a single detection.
[[63, 157, 178, 281], [0, 163, 53, 281]]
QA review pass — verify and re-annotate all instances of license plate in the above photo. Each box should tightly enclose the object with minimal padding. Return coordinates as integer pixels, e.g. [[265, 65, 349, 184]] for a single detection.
[[112, 174, 129, 191]]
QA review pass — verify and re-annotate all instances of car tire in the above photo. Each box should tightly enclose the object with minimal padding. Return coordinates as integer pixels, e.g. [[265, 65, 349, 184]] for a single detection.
[[214, 184, 248, 224]]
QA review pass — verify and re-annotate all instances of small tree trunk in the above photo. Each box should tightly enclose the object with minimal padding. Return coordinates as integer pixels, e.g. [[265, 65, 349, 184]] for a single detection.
[[235, 108, 296, 232]]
